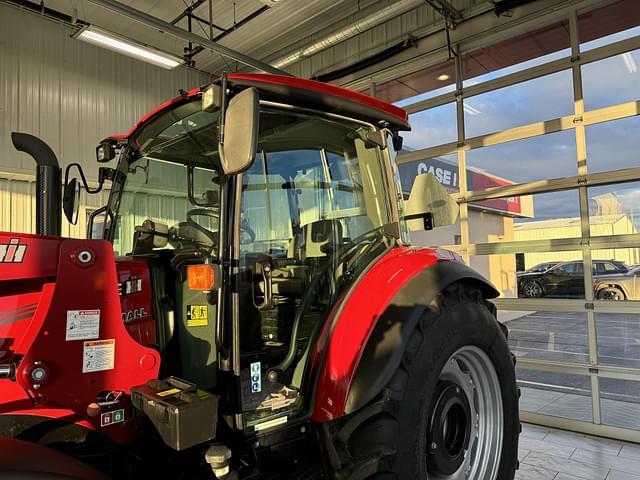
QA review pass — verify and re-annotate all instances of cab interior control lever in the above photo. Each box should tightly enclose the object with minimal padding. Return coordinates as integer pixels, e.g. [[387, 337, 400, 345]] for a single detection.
[[253, 261, 273, 311]]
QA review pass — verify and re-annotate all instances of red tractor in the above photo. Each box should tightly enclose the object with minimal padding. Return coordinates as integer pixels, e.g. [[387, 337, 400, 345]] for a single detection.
[[0, 74, 519, 479]]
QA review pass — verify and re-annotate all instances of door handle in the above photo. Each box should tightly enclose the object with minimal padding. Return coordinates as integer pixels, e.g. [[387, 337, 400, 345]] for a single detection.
[[253, 261, 274, 311]]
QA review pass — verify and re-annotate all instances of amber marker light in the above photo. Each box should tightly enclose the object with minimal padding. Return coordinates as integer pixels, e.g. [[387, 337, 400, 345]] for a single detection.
[[187, 264, 215, 291]]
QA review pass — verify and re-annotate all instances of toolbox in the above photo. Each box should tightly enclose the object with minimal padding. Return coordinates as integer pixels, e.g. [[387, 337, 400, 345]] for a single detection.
[[131, 376, 218, 451]]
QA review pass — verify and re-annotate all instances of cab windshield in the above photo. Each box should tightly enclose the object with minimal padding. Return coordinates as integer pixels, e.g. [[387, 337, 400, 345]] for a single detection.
[[108, 101, 221, 257]]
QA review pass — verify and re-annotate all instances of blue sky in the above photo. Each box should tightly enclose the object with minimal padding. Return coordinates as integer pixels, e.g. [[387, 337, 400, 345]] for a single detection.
[[397, 27, 640, 225]]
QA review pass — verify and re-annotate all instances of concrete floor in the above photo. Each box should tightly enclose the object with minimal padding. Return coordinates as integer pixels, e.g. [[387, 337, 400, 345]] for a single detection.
[[518, 423, 640, 480]]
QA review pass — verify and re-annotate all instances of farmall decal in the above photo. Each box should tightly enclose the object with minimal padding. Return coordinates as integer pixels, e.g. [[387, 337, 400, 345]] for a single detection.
[[0, 238, 27, 263], [122, 308, 147, 322], [118, 277, 142, 296]]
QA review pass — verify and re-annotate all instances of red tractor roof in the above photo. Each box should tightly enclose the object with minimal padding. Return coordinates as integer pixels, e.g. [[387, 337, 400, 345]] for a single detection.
[[108, 74, 409, 142]]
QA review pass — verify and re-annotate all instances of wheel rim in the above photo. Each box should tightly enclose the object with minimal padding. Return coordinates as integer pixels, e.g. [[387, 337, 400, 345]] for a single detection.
[[600, 289, 622, 300], [426, 346, 503, 480], [524, 282, 541, 297]]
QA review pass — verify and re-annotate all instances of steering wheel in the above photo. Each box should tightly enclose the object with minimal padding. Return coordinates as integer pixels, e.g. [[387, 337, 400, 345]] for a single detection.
[[184, 208, 219, 245], [186, 208, 256, 245]]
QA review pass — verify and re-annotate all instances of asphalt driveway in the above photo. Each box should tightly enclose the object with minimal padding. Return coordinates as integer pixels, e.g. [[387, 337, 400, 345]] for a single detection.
[[504, 311, 640, 429]]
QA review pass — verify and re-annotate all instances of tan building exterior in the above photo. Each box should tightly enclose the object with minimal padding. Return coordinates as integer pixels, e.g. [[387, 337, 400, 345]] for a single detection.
[[514, 193, 640, 270]]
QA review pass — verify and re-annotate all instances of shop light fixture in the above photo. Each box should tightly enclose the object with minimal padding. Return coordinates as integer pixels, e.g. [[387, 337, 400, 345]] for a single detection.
[[622, 52, 637, 74], [74, 26, 182, 70], [437, 74, 450, 81]]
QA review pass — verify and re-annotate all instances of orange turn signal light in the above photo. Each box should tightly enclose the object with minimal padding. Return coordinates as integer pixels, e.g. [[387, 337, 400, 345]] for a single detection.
[[187, 264, 215, 291]]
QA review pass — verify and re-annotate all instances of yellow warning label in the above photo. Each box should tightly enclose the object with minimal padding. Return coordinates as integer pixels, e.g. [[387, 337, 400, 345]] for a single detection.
[[187, 305, 208, 327], [157, 387, 181, 397]]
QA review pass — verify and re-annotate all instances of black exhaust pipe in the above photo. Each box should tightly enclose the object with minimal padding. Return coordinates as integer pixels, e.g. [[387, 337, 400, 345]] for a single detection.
[[11, 132, 62, 237]]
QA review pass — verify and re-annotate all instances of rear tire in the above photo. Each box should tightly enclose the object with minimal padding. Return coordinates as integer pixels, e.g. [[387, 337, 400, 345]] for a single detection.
[[522, 281, 543, 298], [327, 283, 519, 480]]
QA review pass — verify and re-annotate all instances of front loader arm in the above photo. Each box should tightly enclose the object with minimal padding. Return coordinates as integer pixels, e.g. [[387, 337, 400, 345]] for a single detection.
[[0, 233, 160, 443]]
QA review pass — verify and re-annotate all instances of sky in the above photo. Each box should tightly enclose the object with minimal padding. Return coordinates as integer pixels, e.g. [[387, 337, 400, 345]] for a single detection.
[[397, 25, 640, 227]]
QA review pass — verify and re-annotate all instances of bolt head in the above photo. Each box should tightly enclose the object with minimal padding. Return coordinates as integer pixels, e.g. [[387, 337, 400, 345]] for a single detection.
[[205, 444, 231, 465]]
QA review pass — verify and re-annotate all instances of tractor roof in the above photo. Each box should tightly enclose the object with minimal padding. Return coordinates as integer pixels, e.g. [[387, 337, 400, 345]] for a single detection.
[[107, 73, 409, 142]]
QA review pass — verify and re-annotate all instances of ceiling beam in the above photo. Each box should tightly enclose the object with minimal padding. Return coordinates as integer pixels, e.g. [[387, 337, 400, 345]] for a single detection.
[[425, 0, 463, 24], [170, 0, 207, 25], [85, 0, 288, 75]]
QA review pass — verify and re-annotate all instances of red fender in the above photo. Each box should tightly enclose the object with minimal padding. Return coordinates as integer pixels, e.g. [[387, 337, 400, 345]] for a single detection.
[[311, 246, 460, 422]]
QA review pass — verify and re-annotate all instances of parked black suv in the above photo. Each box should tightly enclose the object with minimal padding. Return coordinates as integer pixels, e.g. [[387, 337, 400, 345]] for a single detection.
[[518, 259, 630, 298]]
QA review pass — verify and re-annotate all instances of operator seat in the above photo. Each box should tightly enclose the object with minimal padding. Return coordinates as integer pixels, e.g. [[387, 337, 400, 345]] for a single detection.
[[288, 219, 343, 260]]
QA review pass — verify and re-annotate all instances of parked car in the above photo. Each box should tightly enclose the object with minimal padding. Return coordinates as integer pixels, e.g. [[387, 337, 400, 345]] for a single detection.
[[517, 261, 560, 276], [594, 267, 640, 300], [518, 259, 630, 298]]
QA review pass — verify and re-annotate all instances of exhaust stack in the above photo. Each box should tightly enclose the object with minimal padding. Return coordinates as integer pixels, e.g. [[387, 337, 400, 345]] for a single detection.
[[11, 132, 62, 237]]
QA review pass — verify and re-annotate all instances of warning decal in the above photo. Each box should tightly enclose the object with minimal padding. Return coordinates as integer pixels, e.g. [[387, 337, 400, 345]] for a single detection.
[[250, 361, 262, 393], [66, 310, 100, 341], [82, 339, 115, 373], [101, 408, 125, 427], [187, 305, 208, 327], [157, 387, 181, 397]]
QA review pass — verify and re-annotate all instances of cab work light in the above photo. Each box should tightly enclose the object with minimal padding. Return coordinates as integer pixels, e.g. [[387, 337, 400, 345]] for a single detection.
[[74, 26, 182, 70], [187, 264, 220, 291], [202, 83, 222, 112]]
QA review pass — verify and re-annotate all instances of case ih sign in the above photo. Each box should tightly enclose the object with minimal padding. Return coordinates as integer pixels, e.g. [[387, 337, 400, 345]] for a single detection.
[[398, 156, 530, 217]]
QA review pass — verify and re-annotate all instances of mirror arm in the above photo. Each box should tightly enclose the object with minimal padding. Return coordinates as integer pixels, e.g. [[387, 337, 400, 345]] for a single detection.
[[64, 163, 115, 195], [217, 73, 228, 149]]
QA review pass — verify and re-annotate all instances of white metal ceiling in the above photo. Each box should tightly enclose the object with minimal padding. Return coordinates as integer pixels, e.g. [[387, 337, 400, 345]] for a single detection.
[[21, 0, 487, 76]]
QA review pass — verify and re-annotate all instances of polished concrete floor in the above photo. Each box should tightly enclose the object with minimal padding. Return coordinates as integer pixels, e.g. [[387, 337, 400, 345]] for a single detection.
[[518, 423, 640, 480]]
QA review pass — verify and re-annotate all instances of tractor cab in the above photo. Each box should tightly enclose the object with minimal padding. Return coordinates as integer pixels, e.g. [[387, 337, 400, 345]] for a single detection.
[[65, 74, 411, 439]]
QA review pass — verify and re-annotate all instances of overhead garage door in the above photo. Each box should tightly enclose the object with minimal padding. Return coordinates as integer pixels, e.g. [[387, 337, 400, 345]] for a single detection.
[[388, 0, 640, 442]]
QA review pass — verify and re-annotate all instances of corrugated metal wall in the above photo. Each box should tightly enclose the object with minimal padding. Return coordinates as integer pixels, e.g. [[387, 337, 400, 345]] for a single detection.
[[0, 3, 209, 235]]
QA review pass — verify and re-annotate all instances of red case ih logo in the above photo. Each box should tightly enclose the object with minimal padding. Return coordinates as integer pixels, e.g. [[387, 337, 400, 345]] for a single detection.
[[0, 238, 27, 263]]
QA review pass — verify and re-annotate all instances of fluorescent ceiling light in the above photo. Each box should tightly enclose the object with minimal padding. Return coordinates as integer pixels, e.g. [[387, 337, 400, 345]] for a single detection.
[[463, 103, 482, 115], [75, 26, 182, 70], [622, 52, 637, 74]]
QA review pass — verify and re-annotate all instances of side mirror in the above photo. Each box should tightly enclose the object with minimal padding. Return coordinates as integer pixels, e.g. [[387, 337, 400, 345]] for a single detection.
[[62, 164, 116, 225], [63, 177, 80, 225], [221, 87, 259, 175], [404, 173, 459, 231]]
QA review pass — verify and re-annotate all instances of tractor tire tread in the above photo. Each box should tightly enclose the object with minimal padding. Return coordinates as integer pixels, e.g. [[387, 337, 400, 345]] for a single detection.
[[327, 282, 519, 480]]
